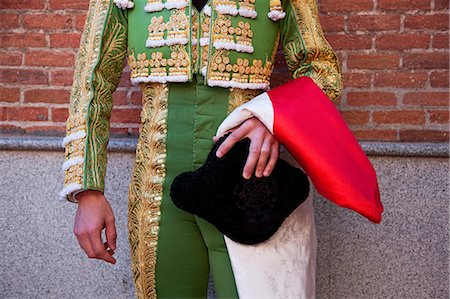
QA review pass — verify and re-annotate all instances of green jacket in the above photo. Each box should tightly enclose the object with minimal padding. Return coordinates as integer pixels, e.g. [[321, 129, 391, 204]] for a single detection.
[[60, 0, 342, 201]]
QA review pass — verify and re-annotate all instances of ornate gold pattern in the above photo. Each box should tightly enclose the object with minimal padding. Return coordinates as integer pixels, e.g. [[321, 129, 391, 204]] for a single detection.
[[285, 0, 342, 102], [228, 88, 263, 113], [212, 14, 254, 52], [128, 83, 169, 299]]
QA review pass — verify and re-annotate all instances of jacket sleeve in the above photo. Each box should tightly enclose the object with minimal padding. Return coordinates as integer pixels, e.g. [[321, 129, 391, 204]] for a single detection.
[[278, 0, 342, 102], [60, 0, 128, 202]]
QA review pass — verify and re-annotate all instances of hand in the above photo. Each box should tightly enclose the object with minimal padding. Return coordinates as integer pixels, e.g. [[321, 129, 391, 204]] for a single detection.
[[213, 117, 279, 179], [73, 190, 117, 264]]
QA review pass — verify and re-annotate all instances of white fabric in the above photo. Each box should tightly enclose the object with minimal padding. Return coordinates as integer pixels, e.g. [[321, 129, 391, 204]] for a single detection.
[[59, 183, 82, 201], [225, 147, 317, 299], [216, 92, 274, 137], [62, 130, 86, 147], [268, 10, 286, 21], [61, 156, 84, 172], [144, 2, 164, 12]]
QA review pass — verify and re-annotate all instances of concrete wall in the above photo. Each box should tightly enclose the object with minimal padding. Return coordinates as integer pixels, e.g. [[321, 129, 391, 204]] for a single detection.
[[0, 143, 448, 298]]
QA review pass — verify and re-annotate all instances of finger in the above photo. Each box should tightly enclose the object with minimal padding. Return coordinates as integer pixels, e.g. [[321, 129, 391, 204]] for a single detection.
[[105, 216, 117, 251], [213, 128, 237, 143], [263, 143, 279, 177], [216, 127, 247, 158], [89, 230, 116, 264], [255, 138, 272, 178], [104, 242, 115, 255], [243, 136, 263, 179]]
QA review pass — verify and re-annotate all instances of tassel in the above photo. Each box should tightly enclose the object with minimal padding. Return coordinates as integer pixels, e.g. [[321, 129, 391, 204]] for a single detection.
[[114, 0, 134, 10]]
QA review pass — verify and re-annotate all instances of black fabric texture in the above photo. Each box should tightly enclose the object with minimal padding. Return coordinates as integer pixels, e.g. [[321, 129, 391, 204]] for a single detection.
[[192, 0, 208, 10], [170, 133, 310, 245]]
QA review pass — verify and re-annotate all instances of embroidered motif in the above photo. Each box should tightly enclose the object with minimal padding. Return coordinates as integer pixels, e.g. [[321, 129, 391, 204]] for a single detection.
[[238, 0, 257, 19], [192, 9, 200, 72], [212, 15, 254, 53], [129, 46, 190, 84], [228, 88, 262, 113], [268, 0, 285, 21], [146, 16, 166, 47], [128, 83, 168, 299], [165, 0, 189, 10], [145, 0, 164, 12], [114, 0, 134, 10], [215, 0, 239, 16], [165, 9, 189, 45]]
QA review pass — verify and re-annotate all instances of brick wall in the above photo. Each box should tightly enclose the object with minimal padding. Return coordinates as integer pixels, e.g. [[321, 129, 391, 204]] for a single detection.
[[0, 0, 448, 141]]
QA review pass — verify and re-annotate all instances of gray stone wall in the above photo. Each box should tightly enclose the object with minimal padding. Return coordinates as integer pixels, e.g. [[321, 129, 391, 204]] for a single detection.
[[0, 141, 448, 299]]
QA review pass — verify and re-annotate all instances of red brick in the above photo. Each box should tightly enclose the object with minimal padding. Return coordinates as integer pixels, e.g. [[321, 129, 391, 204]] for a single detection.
[[353, 129, 397, 141], [430, 71, 449, 88], [0, 51, 22, 66], [51, 108, 69, 122], [24, 89, 70, 104], [435, 0, 449, 9], [429, 110, 449, 124], [327, 34, 372, 50], [343, 72, 372, 88], [320, 0, 373, 12], [376, 34, 430, 50], [50, 33, 81, 48], [400, 130, 449, 142], [340, 110, 370, 125], [404, 14, 448, 30], [110, 127, 132, 136], [112, 90, 129, 106], [319, 15, 345, 32], [348, 53, 400, 69], [374, 72, 428, 88], [111, 108, 141, 123], [25, 51, 74, 67], [0, 0, 44, 9], [0, 68, 48, 85], [433, 34, 449, 49], [403, 92, 449, 106], [0, 88, 20, 103], [373, 110, 425, 124], [0, 14, 20, 29], [347, 15, 401, 31], [49, 0, 89, 10], [403, 52, 449, 69], [23, 14, 74, 30], [347, 92, 397, 106], [0, 107, 48, 121], [75, 14, 87, 30], [118, 71, 133, 88], [378, 0, 431, 11], [0, 33, 46, 48], [51, 70, 74, 86]]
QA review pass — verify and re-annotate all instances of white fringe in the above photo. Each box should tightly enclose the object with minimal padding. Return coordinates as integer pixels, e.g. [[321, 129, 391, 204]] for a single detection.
[[113, 0, 134, 9], [192, 38, 198, 46], [59, 183, 82, 201], [61, 156, 84, 172], [146, 39, 166, 48], [165, 0, 189, 9], [238, 8, 257, 19], [268, 10, 286, 21], [131, 75, 189, 85], [203, 4, 212, 16], [236, 44, 254, 53], [207, 79, 269, 90], [200, 37, 210, 47], [165, 37, 189, 46], [62, 130, 86, 147], [216, 4, 239, 16], [214, 41, 237, 51], [201, 66, 207, 77], [144, 2, 164, 12]]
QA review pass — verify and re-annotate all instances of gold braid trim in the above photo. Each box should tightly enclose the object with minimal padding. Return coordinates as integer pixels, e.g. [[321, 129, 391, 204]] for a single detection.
[[228, 88, 263, 113], [128, 83, 169, 299], [285, 0, 342, 102]]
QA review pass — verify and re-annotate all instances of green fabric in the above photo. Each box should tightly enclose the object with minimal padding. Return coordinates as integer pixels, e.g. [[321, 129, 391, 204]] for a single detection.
[[155, 75, 238, 298]]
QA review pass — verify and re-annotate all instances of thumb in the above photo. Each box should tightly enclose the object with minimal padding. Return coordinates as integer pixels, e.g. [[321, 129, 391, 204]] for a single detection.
[[105, 217, 117, 251]]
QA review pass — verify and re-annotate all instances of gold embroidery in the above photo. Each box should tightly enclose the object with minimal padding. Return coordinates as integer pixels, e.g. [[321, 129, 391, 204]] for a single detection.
[[238, 0, 256, 13], [286, 0, 342, 102], [128, 83, 168, 299], [228, 88, 263, 113], [192, 9, 199, 70], [166, 9, 189, 41], [146, 16, 165, 46]]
